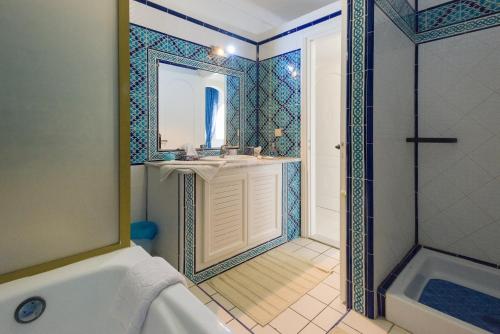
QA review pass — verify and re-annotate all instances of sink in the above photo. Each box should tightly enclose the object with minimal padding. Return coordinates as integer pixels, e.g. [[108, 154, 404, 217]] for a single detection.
[[200, 155, 257, 163]]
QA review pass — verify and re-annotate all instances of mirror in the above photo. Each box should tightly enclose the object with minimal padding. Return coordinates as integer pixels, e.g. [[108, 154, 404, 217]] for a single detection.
[[157, 62, 240, 151]]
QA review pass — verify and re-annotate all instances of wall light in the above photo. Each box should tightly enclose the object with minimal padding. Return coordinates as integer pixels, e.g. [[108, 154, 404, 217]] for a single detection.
[[226, 45, 236, 55], [209, 46, 226, 58]]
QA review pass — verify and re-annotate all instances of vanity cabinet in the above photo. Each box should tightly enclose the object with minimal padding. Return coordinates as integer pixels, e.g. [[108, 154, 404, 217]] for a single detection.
[[202, 173, 247, 266], [197, 164, 282, 270], [146, 159, 300, 279]]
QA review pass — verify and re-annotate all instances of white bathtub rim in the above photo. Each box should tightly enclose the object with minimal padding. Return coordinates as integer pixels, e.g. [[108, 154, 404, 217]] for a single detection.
[[386, 248, 499, 334], [0, 246, 148, 300]]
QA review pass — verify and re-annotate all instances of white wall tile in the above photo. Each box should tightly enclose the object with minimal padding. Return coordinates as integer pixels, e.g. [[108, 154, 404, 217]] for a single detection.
[[131, 165, 147, 222], [419, 27, 500, 265], [373, 7, 415, 296], [130, 0, 257, 60]]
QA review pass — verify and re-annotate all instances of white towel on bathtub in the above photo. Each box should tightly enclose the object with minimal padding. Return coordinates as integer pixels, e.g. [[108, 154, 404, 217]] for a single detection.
[[111, 256, 186, 334]]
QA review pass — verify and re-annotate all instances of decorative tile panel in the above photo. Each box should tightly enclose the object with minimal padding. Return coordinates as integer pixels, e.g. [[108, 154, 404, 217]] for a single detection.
[[375, 0, 416, 41], [419, 0, 498, 32], [417, 11, 500, 42], [258, 50, 301, 157], [129, 24, 258, 164], [348, 0, 375, 317]]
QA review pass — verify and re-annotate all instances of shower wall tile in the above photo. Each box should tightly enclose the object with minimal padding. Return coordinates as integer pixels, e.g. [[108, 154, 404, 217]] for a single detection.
[[373, 6, 415, 303], [419, 26, 500, 266]]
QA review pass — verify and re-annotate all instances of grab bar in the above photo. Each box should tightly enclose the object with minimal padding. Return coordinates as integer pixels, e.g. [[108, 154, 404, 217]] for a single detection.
[[406, 137, 457, 143]]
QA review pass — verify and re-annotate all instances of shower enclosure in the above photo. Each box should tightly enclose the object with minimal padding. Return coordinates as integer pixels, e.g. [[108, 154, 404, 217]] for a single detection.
[[370, 0, 500, 332]]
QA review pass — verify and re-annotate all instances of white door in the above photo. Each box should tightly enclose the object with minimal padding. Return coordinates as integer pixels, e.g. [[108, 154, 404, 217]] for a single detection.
[[307, 32, 342, 247]]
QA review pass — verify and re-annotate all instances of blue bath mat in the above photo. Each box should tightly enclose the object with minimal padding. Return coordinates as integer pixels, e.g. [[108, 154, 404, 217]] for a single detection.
[[419, 279, 500, 333]]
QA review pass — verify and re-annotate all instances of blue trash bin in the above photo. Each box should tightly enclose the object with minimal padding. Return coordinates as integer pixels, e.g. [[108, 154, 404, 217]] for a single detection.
[[131, 221, 158, 254]]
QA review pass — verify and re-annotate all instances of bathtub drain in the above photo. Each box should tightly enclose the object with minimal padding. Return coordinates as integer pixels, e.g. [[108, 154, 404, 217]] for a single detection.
[[15, 297, 46, 324]]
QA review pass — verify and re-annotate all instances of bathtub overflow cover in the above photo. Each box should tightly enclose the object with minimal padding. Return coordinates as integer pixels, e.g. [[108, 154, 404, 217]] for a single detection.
[[15, 297, 46, 324]]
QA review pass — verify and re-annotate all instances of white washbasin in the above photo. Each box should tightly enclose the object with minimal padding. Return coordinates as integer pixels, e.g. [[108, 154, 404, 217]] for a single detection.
[[201, 155, 257, 163]]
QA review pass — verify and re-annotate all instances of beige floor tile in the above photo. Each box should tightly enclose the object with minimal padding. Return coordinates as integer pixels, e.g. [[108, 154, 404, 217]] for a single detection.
[[294, 247, 322, 260], [253, 325, 281, 334], [342, 311, 393, 334], [305, 241, 332, 253], [329, 297, 347, 314], [323, 248, 340, 260], [291, 238, 314, 246], [389, 326, 411, 334], [270, 308, 310, 334], [329, 323, 361, 334], [313, 254, 340, 272], [291, 294, 328, 320], [185, 277, 195, 287], [212, 293, 235, 310], [189, 285, 211, 304], [323, 273, 341, 290], [230, 307, 257, 329], [308, 283, 340, 304], [300, 322, 327, 334], [279, 242, 303, 253], [206, 301, 233, 324], [226, 319, 252, 334], [312, 307, 344, 331], [199, 281, 217, 295]]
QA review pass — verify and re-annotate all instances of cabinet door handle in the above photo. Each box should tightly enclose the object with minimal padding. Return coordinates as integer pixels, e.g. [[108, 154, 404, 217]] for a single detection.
[[335, 144, 341, 150]]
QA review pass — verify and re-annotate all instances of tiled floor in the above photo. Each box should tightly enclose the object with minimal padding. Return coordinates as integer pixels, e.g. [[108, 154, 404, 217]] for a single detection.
[[186, 238, 411, 334]]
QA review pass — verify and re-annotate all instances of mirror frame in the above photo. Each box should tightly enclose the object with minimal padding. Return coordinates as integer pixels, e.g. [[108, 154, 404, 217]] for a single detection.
[[147, 49, 245, 160]]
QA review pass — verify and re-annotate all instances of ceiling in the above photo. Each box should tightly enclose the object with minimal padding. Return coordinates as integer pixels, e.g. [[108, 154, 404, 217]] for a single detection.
[[153, 0, 337, 39], [231, 0, 336, 23]]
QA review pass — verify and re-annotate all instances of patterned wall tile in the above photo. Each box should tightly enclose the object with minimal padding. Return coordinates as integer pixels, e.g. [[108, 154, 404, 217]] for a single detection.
[[258, 50, 301, 157], [286, 162, 302, 240], [375, 0, 416, 40], [417, 0, 500, 36], [128, 24, 258, 164]]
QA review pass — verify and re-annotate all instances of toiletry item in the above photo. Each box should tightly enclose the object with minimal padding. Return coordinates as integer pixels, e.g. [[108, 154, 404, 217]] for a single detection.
[[270, 143, 278, 157], [253, 146, 262, 157], [164, 152, 175, 161], [181, 143, 198, 160]]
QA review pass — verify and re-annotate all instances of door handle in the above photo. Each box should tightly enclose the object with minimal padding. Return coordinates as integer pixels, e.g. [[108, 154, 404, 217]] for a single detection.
[[335, 144, 341, 150]]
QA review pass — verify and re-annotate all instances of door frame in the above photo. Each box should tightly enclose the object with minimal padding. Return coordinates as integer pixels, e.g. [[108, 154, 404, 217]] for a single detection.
[[300, 24, 347, 301]]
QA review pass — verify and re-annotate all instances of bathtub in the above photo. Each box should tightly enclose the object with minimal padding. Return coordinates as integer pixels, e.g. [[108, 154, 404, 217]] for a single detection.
[[386, 248, 500, 334], [0, 246, 231, 334]]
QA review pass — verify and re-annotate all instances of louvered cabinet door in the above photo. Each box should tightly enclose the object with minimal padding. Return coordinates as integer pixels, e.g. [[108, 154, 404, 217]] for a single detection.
[[203, 174, 247, 265], [247, 165, 282, 247]]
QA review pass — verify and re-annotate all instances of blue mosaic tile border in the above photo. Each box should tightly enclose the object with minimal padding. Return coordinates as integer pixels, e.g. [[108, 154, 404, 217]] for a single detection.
[[375, 0, 416, 40], [416, 11, 500, 42], [132, 0, 257, 45], [347, 0, 375, 317], [418, 0, 499, 32], [129, 24, 258, 164], [259, 11, 343, 45], [258, 50, 301, 157], [183, 161, 299, 283]]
